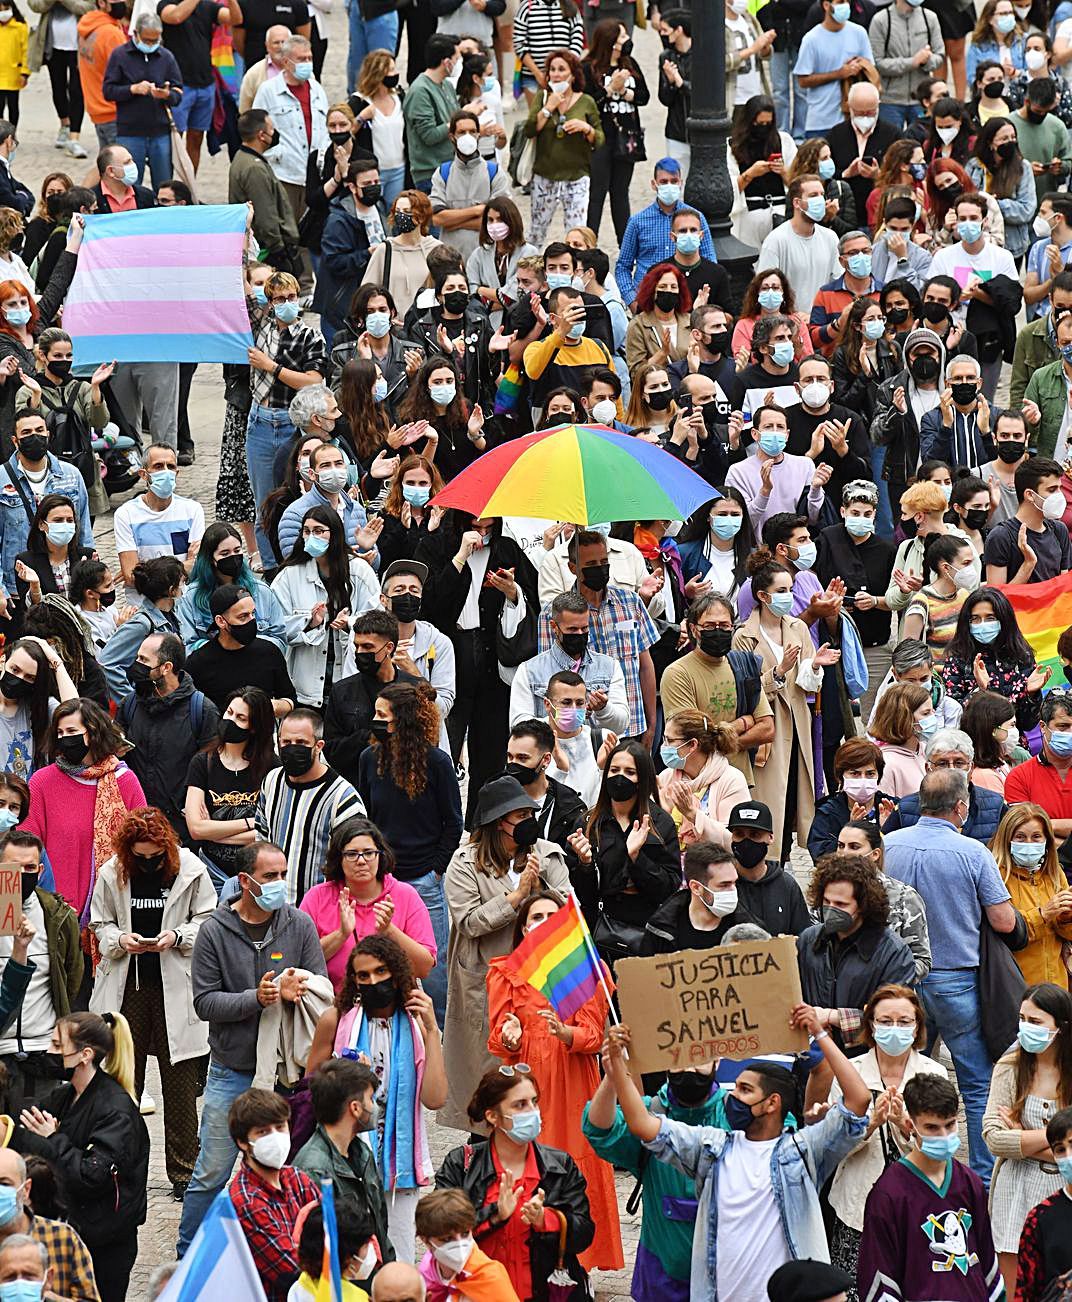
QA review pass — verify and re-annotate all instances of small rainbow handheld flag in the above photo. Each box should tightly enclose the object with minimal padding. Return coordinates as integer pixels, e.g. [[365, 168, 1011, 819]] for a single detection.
[[999, 570, 1072, 679], [503, 895, 605, 1020]]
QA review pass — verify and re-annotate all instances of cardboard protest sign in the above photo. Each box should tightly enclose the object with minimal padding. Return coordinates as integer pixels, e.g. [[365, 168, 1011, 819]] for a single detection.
[[0, 865, 21, 937], [615, 935, 808, 1074]]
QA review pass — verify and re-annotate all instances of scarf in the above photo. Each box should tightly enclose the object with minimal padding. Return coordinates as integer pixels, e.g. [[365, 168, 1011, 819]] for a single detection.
[[55, 753, 127, 926], [634, 525, 684, 592], [334, 1003, 430, 1191]]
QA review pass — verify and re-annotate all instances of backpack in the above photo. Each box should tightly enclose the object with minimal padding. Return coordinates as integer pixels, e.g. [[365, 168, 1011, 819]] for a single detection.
[[43, 386, 97, 492], [438, 159, 498, 186], [118, 682, 206, 735]]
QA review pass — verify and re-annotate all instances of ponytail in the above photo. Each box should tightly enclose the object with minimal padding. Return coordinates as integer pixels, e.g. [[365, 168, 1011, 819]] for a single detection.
[[60, 1011, 137, 1101]]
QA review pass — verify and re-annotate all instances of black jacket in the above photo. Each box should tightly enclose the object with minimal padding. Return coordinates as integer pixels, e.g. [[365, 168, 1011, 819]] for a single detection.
[[91, 181, 157, 213], [735, 860, 811, 936], [827, 117, 901, 224], [0, 159, 31, 218], [538, 775, 587, 856], [436, 1138, 594, 1302], [640, 888, 767, 955], [658, 46, 690, 144], [807, 788, 899, 861], [329, 325, 425, 415], [575, 802, 681, 930], [15, 1069, 149, 1248], [832, 337, 901, 428], [14, 544, 95, 605], [410, 301, 498, 412], [102, 40, 183, 136], [323, 667, 421, 791], [797, 920, 917, 1037]]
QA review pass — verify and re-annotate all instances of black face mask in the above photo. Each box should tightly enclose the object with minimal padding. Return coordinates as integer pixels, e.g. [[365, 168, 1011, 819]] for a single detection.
[[605, 773, 638, 802], [732, 837, 768, 870], [699, 628, 733, 658], [996, 439, 1026, 463], [0, 671, 33, 701], [355, 649, 384, 676], [950, 381, 978, 406], [886, 306, 910, 325], [219, 718, 250, 744], [619, 37, 633, 56], [668, 1070, 714, 1107], [820, 904, 856, 938], [580, 562, 610, 591], [45, 193, 64, 219], [647, 388, 674, 411], [131, 851, 165, 873], [279, 743, 315, 776], [48, 359, 72, 380], [393, 212, 416, 235], [329, 130, 352, 146], [55, 734, 88, 764], [982, 82, 1005, 100], [964, 506, 989, 531], [370, 718, 391, 742], [357, 976, 398, 1011], [215, 553, 244, 579], [909, 354, 940, 383], [443, 289, 469, 314], [654, 289, 680, 313], [16, 434, 47, 462], [390, 593, 421, 622], [226, 618, 258, 646], [508, 815, 540, 847], [383, 72, 400, 87], [920, 300, 949, 324], [1028, 107, 1051, 124], [98, 587, 117, 607], [995, 139, 1018, 160], [266, 128, 280, 149], [128, 659, 158, 697], [505, 760, 542, 787], [19, 871, 36, 902], [706, 330, 731, 355], [558, 630, 588, 658], [359, 183, 382, 205]]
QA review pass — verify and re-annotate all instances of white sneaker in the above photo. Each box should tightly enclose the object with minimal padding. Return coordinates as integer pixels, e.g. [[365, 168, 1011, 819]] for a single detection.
[[55, 125, 69, 149], [64, 139, 88, 159], [139, 1092, 156, 1115], [249, 551, 263, 574]]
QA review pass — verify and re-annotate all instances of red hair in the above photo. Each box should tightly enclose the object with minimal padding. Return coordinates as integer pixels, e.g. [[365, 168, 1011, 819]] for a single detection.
[[925, 159, 977, 227], [112, 806, 181, 887], [0, 279, 38, 343], [635, 262, 693, 316]]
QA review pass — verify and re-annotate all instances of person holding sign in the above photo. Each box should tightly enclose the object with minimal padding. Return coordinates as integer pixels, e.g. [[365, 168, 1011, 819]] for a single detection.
[[603, 1006, 871, 1302]]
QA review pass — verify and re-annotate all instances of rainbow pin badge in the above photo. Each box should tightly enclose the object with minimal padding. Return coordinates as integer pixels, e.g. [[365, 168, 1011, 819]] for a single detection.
[[270, 952, 283, 963]]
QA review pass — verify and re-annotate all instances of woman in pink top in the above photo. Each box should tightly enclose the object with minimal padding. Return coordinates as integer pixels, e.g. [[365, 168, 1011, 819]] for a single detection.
[[960, 689, 1024, 797], [24, 696, 145, 922], [730, 267, 814, 365], [657, 708, 750, 849], [867, 681, 934, 799], [300, 816, 436, 989]]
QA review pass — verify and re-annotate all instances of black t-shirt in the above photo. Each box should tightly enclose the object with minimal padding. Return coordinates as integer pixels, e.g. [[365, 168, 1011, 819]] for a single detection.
[[672, 257, 731, 311], [240, 0, 310, 68], [185, 750, 260, 869], [129, 867, 169, 984], [158, 0, 219, 86], [983, 516, 1072, 583], [187, 635, 297, 712]]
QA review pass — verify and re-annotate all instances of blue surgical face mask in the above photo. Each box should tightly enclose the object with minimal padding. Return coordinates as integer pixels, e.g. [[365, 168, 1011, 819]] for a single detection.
[[507, 1107, 542, 1144], [303, 534, 329, 558], [660, 741, 687, 770], [1010, 840, 1046, 868], [121, 161, 139, 187], [0, 1183, 19, 1228], [995, 12, 1016, 32], [373, 378, 388, 403], [771, 341, 795, 367], [0, 1282, 43, 1302], [805, 195, 827, 222], [1018, 1020, 1056, 1054], [1049, 728, 1072, 757], [365, 310, 391, 338], [873, 1023, 915, 1056], [831, 1, 851, 20], [3, 306, 29, 327], [767, 591, 794, 617], [430, 382, 456, 407], [568, 321, 586, 340], [710, 514, 742, 540], [916, 711, 940, 738], [253, 878, 288, 911], [818, 157, 836, 181], [1059, 1155, 1072, 1184], [148, 468, 176, 498], [920, 1132, 960, 1160], [656, 182, 681, 205], [844, 515, 874, 537], [908, 162, 927, 181], [847, 252, 873, 279], [275, 299, 301, 324], [675, 231, 702, 255], [545, 272, 572, 291], [484, 76, 496, 92], [45, 522, 76, 547], [292, 59, 314, 80], [133, 37, 159, 53], [758, 288, 784, 311], [0, 809, 17, 833], [402, 484, 431, 507], [957, 220, 982, 245], [794, 542, 817, 570], [863, 318, 885, 341], [251, 285, 268, 306], [971, 619, 1000, 644], [758, 430, 788, 456], [1060, 343, 1072, 366]]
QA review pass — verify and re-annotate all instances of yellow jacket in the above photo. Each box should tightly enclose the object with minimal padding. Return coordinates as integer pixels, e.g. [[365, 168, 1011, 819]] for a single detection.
[[0, 19, 29, 91], [1005, 863, 1072, 988]]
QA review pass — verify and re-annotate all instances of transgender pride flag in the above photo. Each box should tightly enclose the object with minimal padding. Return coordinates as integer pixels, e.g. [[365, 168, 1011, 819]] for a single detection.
[[65, 204, 254, 366]]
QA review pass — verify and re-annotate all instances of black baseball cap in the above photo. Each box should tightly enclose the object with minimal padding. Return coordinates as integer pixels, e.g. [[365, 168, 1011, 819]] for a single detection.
[[767, 1259, 853, 1302], [727, 801, 774, 834]]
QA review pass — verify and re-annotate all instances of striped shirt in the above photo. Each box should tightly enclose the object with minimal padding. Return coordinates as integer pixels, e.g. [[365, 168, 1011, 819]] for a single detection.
[[536, 583, 658, 736], [255, 764, 365, 904], [904, 585, 967, 662], [514, 0, 583, 73]]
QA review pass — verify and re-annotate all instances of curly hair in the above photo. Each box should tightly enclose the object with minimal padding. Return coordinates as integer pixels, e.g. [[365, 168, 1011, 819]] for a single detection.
[[739, 266, 798, 320], [788, 137, 827, 184], [323, 816, 396, 884], [112, 806, 181, 888], [542, 46, 583, 89], [809, 852, 891, 928], [390, 188, 434, 236], [634, 262, 693, 317], [49, 697, 126, 766], [337, 932, 416, 1015], [382, 454, 445, 521], [374, 682, 440, 800]]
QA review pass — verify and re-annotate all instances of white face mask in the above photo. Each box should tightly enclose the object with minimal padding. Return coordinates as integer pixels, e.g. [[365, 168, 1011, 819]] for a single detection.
[[699, 885, 738, 917], [801, 380, 830, 410], [354, 1243, 377, 1281], [249, 1129, 290, 1169], [851, 115, 877, 135], [1035, 213, 1054, 239], [549, 79, 571, 95], [1026, 47, 1048, 70], [590, 398, 617, 424], [951, 564, 977, 591], [455, 133, 478, 156], [1039, 487, 1067, 520], [1001, 723, 1020, 754], [936, 125, 960, 145], [433, 1236, 475, 1276]]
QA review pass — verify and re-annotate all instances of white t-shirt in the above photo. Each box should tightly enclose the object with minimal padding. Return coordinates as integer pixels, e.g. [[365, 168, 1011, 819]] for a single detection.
[[459, 546, 492, 629], [546, 731, 601, 807], [0, 892, 52, 1054], [112, 491, 206, 566], [371, 99, 405, 170], [927, 238, 1019, 323], [355, 204, 385, 247], [49, 7, 79, 49], [1056, 373, 1072, 464], [727, 15, 762, 104], [757, 222, 840, 324], [703, 543, 738, 599], [716, 1134, 790, 1302]]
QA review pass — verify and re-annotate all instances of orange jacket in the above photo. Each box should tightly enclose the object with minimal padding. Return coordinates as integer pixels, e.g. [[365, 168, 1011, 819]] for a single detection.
[[77, 8, 126, 123]]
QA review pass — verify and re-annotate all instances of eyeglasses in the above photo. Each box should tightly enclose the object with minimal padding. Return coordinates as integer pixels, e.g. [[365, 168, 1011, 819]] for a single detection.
[[341, 849, 380, 862], [498, 1063, 531, 1077]]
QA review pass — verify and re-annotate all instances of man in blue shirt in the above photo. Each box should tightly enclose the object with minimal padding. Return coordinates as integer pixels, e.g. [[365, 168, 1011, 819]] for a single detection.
[[614, 157, 716, 307], [883, 768, 1016, 1185], [794, 0, 874, 136]]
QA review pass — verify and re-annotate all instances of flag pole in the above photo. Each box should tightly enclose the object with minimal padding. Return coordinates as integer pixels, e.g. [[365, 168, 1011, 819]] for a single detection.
[[569, 889, 620, 1027]]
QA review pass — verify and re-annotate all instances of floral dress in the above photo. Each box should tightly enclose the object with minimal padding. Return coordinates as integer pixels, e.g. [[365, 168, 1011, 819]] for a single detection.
[[940, 651, 1043, 731]]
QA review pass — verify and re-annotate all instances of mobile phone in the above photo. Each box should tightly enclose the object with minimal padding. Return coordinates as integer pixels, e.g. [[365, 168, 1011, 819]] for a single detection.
[[843, 593, 857, 606], [863, 155, 876, 167], [768, 153, 782, 163]]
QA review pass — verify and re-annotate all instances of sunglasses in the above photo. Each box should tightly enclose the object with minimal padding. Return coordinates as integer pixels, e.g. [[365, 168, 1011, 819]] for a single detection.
[[498, 1063, 532, 1077]]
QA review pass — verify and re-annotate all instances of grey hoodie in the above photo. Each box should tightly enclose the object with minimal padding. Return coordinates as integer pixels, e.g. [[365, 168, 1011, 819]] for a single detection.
[[191, 900, 327, 1072]]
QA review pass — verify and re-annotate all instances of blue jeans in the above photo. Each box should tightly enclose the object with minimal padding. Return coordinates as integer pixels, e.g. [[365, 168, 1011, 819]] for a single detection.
[[870, 444, 894, 538], [347, 6, 399, 93], [117, 133, 171, 189], [878, 102, 922, 130], [246, 402, 298, 564], [380, 164, 406, 210], [408, 869, 448, 1028], [919, 968, 994, 1185], [770, 47, 806, 140], [176, 1060, 254, 1255]]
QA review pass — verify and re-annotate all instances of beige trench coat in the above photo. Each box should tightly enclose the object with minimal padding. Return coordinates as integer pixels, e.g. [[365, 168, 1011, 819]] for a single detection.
[[89, 848, 217, 1064], [439, 837, 570, 1132], [732, 609, 821, 861]]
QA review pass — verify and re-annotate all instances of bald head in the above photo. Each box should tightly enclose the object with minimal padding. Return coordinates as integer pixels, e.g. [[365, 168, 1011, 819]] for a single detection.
[[371, 1262, 426, 1302], [848, 81, 879, 115], [265, 24, 291, 64]]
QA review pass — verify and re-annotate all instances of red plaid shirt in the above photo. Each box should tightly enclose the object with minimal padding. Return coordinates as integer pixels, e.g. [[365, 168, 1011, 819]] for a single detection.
[[229, 1163, 320, 1302]]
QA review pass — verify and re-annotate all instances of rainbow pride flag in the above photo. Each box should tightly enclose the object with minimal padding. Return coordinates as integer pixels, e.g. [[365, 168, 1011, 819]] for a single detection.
[[65, 205, 253, 366], [315, 1180, 343, 1302], [999, 569, 1072, 678], [503, 895, 604, 1020]]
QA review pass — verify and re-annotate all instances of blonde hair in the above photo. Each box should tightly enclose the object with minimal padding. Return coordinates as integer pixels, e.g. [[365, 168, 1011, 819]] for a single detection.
[[60, 1011, 137, 1101], [0, 207, 22, 256], [665, 708, 739, 757], [357, 49, 397, 99], [326, 100, 357, 126], [566, 226, 598, 249], [992, 802, 1063, 890], [900, 480, 948, 517], [265, 270, 300, 300]]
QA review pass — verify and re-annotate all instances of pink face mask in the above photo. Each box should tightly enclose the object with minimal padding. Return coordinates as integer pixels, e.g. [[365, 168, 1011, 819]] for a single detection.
[[842, 776, 878, 803]]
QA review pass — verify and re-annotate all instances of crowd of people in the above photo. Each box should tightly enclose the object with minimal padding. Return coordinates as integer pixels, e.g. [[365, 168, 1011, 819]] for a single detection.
[[7, 0, 1072, 1300]]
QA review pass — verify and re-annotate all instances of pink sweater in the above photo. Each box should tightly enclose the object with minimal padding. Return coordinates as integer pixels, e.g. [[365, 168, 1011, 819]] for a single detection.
[[300, 874, 437, 988], [24, 762, 146, 919]]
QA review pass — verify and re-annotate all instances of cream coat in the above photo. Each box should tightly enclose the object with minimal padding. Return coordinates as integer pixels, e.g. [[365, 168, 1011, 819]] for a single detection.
[[89, 849, 217, 1064], [439, 837, 570, 1132], [656, 750, 751, 849]]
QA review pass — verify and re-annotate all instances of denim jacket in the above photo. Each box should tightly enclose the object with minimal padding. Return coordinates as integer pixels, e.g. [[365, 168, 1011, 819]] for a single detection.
[[276, 485, 372, 566], [643, 1102, 868, 1300], [0, 453, 93, 595], [98, 598, 179, 703], [176, 579, 289, 654]]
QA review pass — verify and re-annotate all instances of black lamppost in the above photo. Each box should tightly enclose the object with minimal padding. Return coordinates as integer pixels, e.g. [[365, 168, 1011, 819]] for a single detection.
[[683, 0, 758, 311]]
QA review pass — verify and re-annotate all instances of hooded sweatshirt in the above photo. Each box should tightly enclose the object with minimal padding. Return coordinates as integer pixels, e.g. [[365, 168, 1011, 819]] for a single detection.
[[77, 9, 128, 125], [734, 859, 811, 936], [871, 326, 947, 486]]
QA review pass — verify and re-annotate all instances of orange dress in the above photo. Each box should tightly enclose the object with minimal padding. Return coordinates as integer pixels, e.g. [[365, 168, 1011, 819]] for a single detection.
[[485, 955, 624, 1273]]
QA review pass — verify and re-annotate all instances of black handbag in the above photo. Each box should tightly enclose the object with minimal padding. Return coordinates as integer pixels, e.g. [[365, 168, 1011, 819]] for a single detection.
[[589, 899, 646, 961], [979, 909, 1028, 1062]]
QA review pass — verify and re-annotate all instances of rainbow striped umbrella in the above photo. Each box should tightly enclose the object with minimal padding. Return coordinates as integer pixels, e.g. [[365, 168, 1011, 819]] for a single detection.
[[431, 423, 716, 524]]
